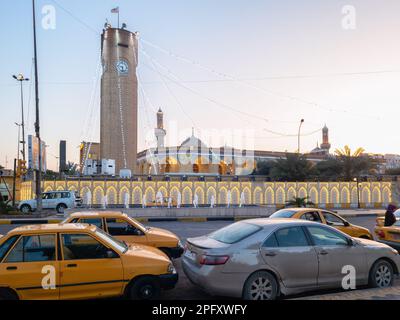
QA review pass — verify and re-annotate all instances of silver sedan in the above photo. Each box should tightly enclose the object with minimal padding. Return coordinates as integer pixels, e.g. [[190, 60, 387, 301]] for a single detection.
[[182, 218, 400, 300]]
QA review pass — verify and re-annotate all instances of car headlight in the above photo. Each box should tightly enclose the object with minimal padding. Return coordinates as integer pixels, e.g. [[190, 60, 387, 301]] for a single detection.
[[167, 263, 176, 274]]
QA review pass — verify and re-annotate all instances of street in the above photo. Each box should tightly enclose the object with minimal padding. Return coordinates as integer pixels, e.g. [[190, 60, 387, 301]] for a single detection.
[[1, 215, 393, 300]]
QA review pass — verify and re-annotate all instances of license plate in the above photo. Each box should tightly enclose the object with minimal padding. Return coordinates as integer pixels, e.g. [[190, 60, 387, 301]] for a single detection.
[[184, 249, 196, 261]]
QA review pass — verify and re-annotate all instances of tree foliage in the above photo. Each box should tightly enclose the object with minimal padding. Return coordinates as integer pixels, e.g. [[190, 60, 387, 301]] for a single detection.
[[286, 196, 315, 208], [269, 153, 317, 182]]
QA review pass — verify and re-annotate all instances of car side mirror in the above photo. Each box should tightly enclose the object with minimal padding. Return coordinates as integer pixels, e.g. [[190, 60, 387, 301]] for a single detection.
[[347, 238, 355, 246], [344, 221, 350, 227], [106, 250, 116, 259]]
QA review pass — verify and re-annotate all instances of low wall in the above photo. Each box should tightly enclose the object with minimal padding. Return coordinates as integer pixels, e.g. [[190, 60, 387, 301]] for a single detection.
[[66, 206, 277, 219]]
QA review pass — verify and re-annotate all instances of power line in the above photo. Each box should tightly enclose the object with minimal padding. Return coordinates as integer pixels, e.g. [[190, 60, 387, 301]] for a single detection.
[[141, 48, 322, 138], [140, 38, 386, 122]]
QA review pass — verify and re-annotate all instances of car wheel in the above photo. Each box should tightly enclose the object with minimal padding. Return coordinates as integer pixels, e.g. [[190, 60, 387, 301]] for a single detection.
[[20, 204, 31, 214], [0, 288, 18, 300], [129, 277, 161, 300], [56, 204, 67, 214], [369, 260, 394, 288], [243, 271, 278, 300]]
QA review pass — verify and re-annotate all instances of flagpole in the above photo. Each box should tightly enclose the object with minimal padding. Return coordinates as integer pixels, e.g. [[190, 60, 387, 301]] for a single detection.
[[118, 11, 120, 29]]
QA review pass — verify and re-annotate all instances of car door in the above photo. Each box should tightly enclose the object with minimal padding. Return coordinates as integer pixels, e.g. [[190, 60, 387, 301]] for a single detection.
[[41, 193, 51, 209], [320, 211, 353, 236], [0, 234, 60, 300], [105, 217, 148, 244], [260, 226, 319, 288], [305, 225, 368, 288], [59, 232, 124, 300]]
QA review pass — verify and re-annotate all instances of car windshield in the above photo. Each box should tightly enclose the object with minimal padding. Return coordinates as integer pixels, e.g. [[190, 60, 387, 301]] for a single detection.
[[94, 227, 128, 253], [209, 222, 261, 244], [269, 210, 296, 218]]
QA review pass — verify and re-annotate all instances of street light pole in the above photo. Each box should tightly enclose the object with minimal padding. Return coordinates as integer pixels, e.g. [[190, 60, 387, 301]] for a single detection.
[[354, 177, 361, 209], [297, 119, 305, 153], [12, 74, 29, 162], [32, 0, 42, 211]]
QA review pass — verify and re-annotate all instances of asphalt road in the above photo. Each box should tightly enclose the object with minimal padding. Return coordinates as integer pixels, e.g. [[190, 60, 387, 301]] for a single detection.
[[0, 215, 384, 300]]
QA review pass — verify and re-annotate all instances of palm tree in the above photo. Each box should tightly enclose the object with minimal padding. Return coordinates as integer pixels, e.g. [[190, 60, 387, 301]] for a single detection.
[[270, 153, 316, 181], [286, 196, 315, 208], [334, 145, 375, 181]]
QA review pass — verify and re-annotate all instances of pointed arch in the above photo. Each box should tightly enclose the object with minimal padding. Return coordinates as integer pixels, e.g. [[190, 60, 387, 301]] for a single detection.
[[372, 187, 381, 203], [119, 186, 130, 204], [44, 186, 53, 193], [320, 187, 329, 204], [218, 187, 227, 205], [157, 186, 168, 199], [93, 186, 104, 205], [132, 186, 142, 205], [106, 186, 117, 205], [382, 187, 391, 204], [182, 187, 192, 205], [309, 187, 318, 204], [361, 187, 371, 204], [80, 186, 91, 205], [351, 187, 358, 204], [341, 187, 350, 204], [330, 187, 339, 204], [194, 187, 205, 205], [253, 187, 263, 205], [144, 187, 155, 203], [170, 186, 180, 203], [276, 187, 285, 205], [206, 186, 217, 204], [265, 187, 275, 204], [298, 187, 307, 199], [231, 187, 240, 205], [243, 187, 251, 204], [287, 187, 296, 202]]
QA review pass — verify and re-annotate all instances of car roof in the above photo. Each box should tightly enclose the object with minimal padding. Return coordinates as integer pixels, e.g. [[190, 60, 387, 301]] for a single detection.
[[69, 211, 127, 219], [240, 218, 324, 228], [8, 223, 97, 235], [277, 207, 321, 212]]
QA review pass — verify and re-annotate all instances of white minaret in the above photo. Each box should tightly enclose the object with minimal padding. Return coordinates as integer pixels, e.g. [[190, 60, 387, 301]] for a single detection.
[[154, 108, 166, 149]]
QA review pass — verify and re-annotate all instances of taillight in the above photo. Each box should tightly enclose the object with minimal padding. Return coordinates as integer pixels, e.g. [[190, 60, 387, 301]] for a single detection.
[[199, 255, 229, 265], [378, 230, 385, 239]]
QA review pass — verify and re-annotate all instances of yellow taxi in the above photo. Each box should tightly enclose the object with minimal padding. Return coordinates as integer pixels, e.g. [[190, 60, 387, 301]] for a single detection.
[[270, 207, 373, 239], [0, 224, 178, 300], [375, 221, 400, 251], [63, 211, 183, 259]]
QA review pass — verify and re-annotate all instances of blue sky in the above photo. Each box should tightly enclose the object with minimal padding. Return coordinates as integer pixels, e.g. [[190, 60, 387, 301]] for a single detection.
[[1, 0, 400, 170]]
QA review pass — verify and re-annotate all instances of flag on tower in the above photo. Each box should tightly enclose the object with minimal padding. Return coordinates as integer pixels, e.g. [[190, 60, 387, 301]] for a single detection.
[[111, 7, 119, 13]]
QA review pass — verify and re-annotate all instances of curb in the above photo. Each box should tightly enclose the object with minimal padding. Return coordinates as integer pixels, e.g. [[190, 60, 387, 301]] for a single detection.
[[0, 216, 266, 225]]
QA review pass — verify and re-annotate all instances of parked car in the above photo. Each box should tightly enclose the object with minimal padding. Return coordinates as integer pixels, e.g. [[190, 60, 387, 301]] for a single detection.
[[182, 218, 400, 300], [18, 191, 77, 214], [0, 223, 177, 300], [269, 208, 373, 239], [63, 211, 184, 259], [375, 220, 400, 251]]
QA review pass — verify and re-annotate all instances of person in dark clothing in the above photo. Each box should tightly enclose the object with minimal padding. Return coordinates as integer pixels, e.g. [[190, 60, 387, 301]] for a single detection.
[[384, 204, 397, 227]]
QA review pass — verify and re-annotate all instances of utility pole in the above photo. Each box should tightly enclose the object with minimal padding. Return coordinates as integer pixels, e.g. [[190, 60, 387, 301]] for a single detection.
[[297, 119, 305, 154], [32, 0, 42, 211]]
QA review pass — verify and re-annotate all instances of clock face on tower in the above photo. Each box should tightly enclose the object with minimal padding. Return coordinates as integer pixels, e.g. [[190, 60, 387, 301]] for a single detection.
[[116, 60, 129, 75]]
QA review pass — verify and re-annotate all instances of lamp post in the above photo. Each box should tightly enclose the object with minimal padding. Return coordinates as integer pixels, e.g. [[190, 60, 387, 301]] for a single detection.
[[32, 0, 42, 212], [297, 119, 305, 153], [12, 74, 29, 162], [354, 177, 361, 209]]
